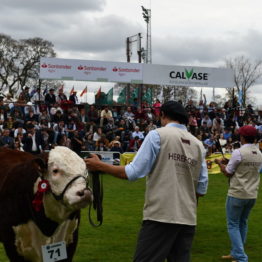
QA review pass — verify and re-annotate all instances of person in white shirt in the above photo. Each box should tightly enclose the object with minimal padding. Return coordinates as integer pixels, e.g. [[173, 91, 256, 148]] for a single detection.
[[31, 88, 45, 115], [201, 114, 213, 129], [14, 124, 26, 138], [215, 125, 262, 262], [132, 126, 144, 140], [100, 106, 113, 127]]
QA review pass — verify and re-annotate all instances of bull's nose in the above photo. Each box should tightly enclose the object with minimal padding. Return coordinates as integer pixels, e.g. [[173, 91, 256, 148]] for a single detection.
[[77, 189, 93, 202], [77, 189, 85, 197]]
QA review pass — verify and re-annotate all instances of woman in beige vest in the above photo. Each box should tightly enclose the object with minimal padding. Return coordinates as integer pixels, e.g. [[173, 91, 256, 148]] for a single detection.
[[215, 125, 262, 262]]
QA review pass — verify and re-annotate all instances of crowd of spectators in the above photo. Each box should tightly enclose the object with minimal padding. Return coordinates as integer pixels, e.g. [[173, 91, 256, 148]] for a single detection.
[[0, 88, 262, 159], [185, 99, 262, 155]]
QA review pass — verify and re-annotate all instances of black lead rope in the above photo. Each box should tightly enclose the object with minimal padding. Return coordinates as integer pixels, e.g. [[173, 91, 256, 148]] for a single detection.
[[85, 152, 104, 227], [88, 171, 103, 227]]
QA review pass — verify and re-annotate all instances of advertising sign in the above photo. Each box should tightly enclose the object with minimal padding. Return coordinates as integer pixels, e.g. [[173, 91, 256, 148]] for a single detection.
[[40, 58, 143, 84], [40, 57, 234, 88], [142, 64, 234, 88]]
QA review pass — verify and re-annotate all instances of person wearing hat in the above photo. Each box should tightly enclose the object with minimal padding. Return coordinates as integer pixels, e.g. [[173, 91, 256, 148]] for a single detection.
[[69, 90, 78, 105], [85, 101, 208, 262], [18, 86, 31, 104], [215, 125, 262, 262], [44, 88, 56, 110], [31, 88, 45, 115]]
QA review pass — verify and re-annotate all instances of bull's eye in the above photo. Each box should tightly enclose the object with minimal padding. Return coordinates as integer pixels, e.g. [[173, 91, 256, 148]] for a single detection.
[[53, 169, 59, 174]]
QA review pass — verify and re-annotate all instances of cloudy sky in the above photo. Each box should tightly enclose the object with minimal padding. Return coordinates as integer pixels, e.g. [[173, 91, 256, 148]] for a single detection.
[[1, 0, 262, 105]]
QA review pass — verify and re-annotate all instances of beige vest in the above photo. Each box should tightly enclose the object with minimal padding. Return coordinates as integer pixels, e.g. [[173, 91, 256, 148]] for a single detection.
[[228, 145, 262, 199], [143, 126, 205, 226]]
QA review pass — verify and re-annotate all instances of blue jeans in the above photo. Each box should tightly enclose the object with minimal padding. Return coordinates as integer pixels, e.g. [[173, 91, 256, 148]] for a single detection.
[[226, 196, 256, 262]]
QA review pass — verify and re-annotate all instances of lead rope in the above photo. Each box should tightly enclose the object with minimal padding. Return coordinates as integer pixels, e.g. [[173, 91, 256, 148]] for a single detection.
[[88, 171, 103, 227], [85, 152, 103, 227]]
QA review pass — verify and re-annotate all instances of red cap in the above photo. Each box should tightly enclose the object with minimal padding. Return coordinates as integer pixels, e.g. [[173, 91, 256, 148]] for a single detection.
[[238, 125, 257, 137]]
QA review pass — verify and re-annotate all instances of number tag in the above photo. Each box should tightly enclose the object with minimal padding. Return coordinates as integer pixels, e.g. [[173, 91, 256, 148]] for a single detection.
[[41, 241, 67, 262]]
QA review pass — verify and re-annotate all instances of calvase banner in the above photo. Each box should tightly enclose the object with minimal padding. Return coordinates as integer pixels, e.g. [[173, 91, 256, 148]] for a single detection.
[[40, 57, 234, 88], [143, 64, 234, 88]]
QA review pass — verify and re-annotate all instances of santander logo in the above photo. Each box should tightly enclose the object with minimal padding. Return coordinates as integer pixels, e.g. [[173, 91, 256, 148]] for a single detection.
[[41, 63, 72, 69], [112, 67, 140, 73], [77, 65, 106, 71]]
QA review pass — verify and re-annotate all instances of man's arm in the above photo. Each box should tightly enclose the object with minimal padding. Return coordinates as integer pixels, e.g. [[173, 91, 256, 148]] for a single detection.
[[215, 149, 241, 177], [214, 158, 233, 177], [85, 130, 160, 181], [84, 154, 128, 179], [196, 150, 209, 197]]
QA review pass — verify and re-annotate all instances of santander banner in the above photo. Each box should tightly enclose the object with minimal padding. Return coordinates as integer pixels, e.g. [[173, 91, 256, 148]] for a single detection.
[[40, 57, 234, 88], [40, 57, 143, 84]]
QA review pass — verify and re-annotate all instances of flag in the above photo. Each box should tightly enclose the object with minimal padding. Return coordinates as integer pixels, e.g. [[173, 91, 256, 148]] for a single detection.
[[43, 85, 48, 95], [238, 89, 243, 106], [96, 87, 101, 99], [95, 91, 107, 105], [143, 88, 152, 105], [30, 87, 37, 97], [70, 86, 74, 95], [132, 88, 138, 99], [117, 87, 126, 104], [106, 88, 113, 105], [80, 86, 87, 97], [130, 87, 138, 104]]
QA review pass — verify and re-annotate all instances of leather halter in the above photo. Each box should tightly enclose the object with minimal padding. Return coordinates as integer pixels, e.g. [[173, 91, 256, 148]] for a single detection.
[[51, 175, 88, 201]]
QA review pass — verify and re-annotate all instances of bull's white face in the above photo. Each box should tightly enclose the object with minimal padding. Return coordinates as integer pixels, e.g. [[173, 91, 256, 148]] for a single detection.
[[47, 146, 93, 210]]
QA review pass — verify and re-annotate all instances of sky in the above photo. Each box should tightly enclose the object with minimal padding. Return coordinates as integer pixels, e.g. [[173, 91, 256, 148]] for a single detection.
[[1, 0, 262, 106]]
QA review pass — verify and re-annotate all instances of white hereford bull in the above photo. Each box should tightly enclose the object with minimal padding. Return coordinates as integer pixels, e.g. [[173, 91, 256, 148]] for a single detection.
[[0, 146, 93, 262]]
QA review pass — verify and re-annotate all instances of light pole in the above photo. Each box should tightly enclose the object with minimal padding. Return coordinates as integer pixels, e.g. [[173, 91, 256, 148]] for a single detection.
[[141, 6, 152, 107], [141, 6, 152, 64]]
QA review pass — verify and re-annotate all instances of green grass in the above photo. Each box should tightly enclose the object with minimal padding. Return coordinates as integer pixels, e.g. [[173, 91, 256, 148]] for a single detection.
[[1, 174, 262, 261]]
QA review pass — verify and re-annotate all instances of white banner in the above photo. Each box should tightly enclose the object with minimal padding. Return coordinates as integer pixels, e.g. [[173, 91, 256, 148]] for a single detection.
[[143, 64, 234, 88], [40, 58, 143, 84], [40, 58, 234, 88]]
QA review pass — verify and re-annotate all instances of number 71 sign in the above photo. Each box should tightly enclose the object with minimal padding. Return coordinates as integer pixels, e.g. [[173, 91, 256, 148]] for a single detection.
[[42, 241, 67, 262]]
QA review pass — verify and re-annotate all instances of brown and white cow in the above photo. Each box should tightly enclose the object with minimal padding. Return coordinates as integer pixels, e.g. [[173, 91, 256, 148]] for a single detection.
[[0, 146, 93, 262]]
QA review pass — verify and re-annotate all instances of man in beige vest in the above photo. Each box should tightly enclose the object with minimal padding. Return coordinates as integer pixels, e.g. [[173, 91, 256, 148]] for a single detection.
[[215, 125, 262, 262], [85, 101, 208, 262]]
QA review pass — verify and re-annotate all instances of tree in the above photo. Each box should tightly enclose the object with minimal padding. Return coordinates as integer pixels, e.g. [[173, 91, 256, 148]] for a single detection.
[[0, 34, 20, 91], [225, 56, 262, 107], [0, 34, 56, 96], [18, 37, 56, 89], [161, 85, 197, 104], [213, 94, 227, 108]]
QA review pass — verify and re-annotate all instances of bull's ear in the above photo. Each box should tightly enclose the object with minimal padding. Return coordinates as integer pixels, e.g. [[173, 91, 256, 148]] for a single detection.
[[37, 152, 48, 166], [33, 156, 48, 172]]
